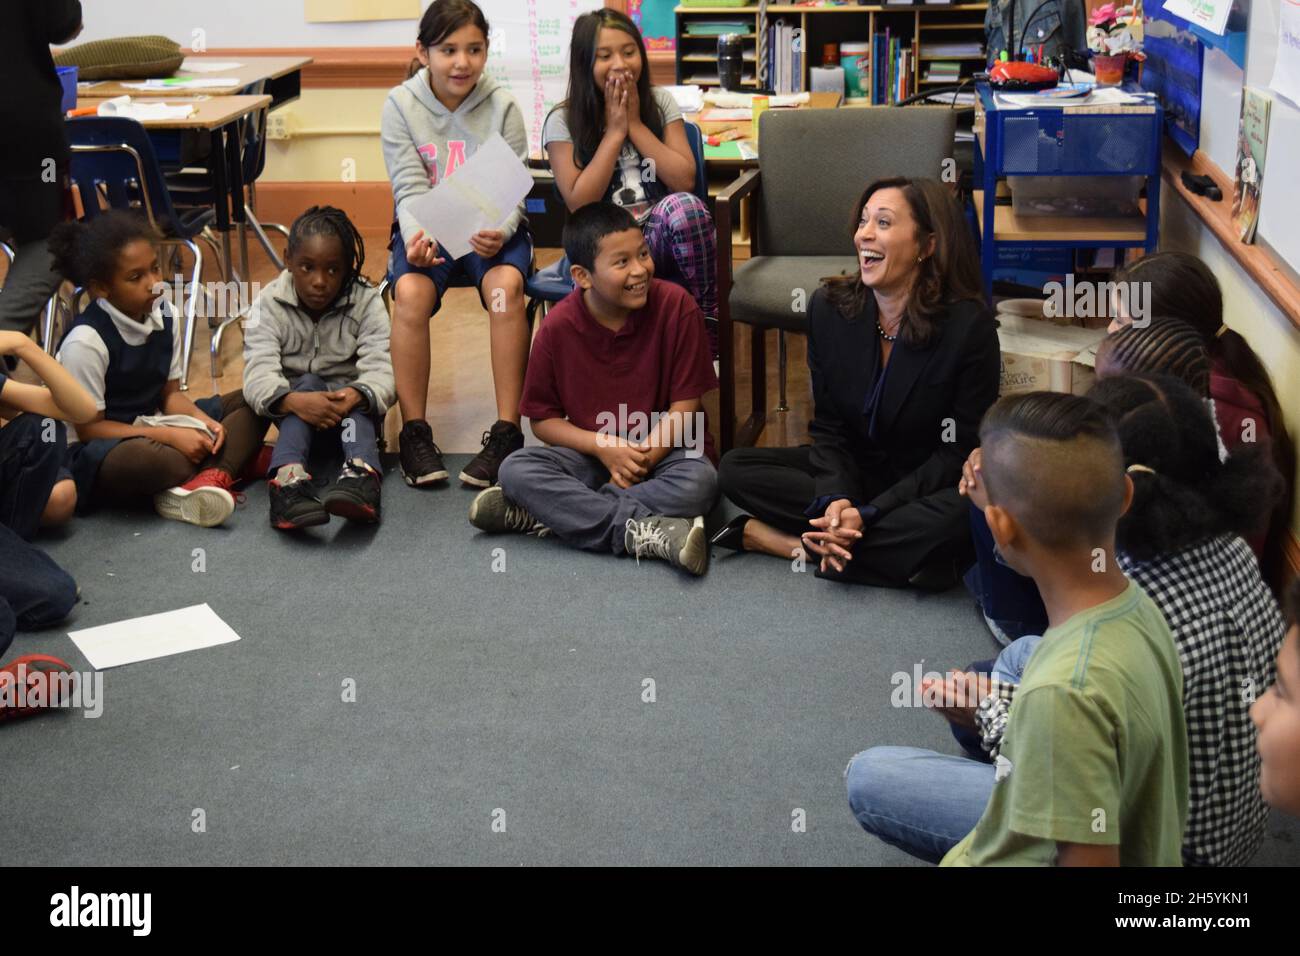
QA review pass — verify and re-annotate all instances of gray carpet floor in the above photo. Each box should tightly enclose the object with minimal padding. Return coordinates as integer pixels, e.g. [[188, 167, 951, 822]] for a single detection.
[[4, 453, 1299, 866]]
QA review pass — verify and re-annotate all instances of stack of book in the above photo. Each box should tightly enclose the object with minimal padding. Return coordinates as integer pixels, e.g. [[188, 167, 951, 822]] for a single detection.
[[923, 60, 962, 84], [765, 18, 804, 94], [871, 31, 916, 104]]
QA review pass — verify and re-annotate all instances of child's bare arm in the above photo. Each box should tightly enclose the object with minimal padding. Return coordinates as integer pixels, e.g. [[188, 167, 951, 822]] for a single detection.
[[0, 332, 97, 423]]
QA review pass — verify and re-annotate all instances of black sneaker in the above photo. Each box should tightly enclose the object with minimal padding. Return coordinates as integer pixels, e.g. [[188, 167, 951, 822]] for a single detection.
[[459, 420, 524, 488], [399, 419, 448, 486], [321, 459, 382, 524], [623, 515, 709, 576], [269, 479, 329, 530]]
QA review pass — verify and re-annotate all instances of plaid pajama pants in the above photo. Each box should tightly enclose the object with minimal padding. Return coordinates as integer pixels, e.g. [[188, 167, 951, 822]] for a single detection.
[[641, 192, 717, 320]]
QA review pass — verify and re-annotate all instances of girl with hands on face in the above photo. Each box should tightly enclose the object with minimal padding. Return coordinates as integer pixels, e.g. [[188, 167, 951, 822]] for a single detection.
[[544, 10, 720, 349]]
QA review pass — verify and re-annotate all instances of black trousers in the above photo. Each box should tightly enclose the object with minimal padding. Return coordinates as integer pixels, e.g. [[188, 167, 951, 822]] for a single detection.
[[718, 445, 972, 587]]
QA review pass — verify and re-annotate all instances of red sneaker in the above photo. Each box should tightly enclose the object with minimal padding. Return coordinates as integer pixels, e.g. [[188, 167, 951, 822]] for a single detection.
[[237, 443, 274, 486], [154, 468, 239, 527], [0, 654, 75, 722]]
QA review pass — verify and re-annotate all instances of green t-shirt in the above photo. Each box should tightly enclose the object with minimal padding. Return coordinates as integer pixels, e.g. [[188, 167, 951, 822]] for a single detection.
[[942, 581, 1188, 866]]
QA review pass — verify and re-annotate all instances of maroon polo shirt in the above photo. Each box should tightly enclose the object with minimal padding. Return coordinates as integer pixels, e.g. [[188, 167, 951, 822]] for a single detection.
[[519, 279, 719, 465]]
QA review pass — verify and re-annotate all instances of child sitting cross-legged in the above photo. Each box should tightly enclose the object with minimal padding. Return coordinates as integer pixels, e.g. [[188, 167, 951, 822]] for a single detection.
[[849, 391, 1190, 866], [467, 202, 719, 575], [52, 212, 269, 527], [242, 206, 395, 530]]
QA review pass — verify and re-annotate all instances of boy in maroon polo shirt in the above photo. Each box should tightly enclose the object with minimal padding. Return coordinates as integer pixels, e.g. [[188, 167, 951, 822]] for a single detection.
[[467, 202, 719, 575]]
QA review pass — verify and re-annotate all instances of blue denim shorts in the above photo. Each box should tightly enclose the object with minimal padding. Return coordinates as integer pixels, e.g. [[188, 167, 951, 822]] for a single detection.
[[388, 222, 533, 314]]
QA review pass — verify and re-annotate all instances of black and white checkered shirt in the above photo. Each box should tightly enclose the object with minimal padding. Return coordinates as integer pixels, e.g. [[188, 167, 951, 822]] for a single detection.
[[976, 534, 1285, 867]]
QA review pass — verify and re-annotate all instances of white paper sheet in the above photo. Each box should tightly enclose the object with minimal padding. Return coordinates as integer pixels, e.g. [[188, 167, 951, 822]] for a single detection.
[[180, 59, 244, 73], [1163, 0, 1231, 36], [404, 133, 534, 260], [68, 604, 241, 670], [95, 95, 195, 121], [1270, 0, 1300, 108]]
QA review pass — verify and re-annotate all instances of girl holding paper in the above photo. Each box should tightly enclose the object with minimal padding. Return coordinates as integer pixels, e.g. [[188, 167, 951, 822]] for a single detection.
[[543, 9, 717, 353], [381, 0, 532, 491]]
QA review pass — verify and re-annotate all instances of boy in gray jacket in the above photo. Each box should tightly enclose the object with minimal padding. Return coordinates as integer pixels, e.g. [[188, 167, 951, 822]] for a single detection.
[[243, 207, 395, 529]]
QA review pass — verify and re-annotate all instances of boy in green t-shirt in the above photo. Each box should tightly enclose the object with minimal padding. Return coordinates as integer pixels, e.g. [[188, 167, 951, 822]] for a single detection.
[[941, 392, 1189, 866]]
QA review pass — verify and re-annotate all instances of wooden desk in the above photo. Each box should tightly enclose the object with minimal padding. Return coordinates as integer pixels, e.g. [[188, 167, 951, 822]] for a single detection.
[[73, 94, 274, 280], [687, 91, 843, 166], [75, 95, 271, 130], [78, 55, 312, 109]]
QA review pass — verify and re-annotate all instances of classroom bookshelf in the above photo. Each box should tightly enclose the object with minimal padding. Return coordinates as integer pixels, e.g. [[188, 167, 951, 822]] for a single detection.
[[674, 3, 988, 101]]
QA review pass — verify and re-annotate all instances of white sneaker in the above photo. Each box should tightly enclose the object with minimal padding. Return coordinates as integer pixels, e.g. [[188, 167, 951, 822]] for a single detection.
[[153, 485, 236, 527]]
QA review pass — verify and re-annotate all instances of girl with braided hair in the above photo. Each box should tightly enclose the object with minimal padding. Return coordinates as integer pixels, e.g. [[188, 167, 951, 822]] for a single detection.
[[242, 206, 396, 530]]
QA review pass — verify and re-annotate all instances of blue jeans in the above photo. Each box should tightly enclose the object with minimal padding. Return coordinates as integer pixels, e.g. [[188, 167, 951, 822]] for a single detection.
[[963, 502, 1048, 640], [848, 635, 1045, 861], [268, 374, 382, 475], [845, 746, 995, 863], [497, 445, 718, 555], [0, 414, 77, 655]]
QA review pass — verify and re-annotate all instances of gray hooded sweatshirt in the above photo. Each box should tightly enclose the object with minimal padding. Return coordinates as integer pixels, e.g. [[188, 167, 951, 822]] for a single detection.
[[381, 68, 529, 250], [241, 270, 395, 420]]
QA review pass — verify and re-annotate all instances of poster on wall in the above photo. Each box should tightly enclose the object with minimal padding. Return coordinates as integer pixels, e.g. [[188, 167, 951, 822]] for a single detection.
[[1271, 0, 1300, 108], [630, 0, 677, 53], [1141, 0, 1205, 155], [304, 0, 420, 23], [479, 0, 604, 156], [1231, 87, 1271, 243], [1161, 0, 1233, 36]]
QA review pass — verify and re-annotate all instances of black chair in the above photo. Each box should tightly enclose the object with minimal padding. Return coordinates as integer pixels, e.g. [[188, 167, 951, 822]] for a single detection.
[[166, 80, 289, 278]]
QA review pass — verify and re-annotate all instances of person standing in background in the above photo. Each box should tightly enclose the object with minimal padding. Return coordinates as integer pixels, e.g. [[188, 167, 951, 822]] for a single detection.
[[0, 1, 83, 341]]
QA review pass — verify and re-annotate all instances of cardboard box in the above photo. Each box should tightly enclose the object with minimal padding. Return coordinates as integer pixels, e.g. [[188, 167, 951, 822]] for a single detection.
[[996, 313, 1107, 396]]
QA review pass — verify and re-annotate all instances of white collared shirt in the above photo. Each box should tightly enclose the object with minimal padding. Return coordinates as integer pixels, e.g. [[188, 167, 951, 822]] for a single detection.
[[56, 297, 184, 413]]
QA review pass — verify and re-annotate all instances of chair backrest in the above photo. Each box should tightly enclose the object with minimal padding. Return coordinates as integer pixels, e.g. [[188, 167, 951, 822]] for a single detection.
[[755, 107, 957, 257], [66, 116, 188, 235], [683, 119, 708, 202], [239, 79, 270, 184]]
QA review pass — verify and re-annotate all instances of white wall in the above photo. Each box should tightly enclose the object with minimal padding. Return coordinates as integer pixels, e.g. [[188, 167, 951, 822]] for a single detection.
[[75, 0, 431, 47]]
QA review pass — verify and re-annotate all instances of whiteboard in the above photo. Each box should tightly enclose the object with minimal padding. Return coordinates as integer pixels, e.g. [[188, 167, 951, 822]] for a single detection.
[[1197, 0, 1300, 275], [1247, 0, 1300, 278]]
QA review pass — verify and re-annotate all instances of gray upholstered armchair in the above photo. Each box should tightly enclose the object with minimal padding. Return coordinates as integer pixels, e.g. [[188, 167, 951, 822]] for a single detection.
[[714, 107, 958, 449]]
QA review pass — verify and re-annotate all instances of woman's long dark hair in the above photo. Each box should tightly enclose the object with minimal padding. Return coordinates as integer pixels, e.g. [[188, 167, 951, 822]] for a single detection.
[[557, 9, 663, 168], [407, 0, 490, 79], [1088, 373, 1284, 562], [823, 177, 985, 348]]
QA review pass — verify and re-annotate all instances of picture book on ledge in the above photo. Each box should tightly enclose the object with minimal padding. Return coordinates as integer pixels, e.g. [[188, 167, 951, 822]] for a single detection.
[[1231, 87, 1270, 244]]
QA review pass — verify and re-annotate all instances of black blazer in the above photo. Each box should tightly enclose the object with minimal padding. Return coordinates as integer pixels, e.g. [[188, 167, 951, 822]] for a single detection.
[[806, 287, 1001, 515]]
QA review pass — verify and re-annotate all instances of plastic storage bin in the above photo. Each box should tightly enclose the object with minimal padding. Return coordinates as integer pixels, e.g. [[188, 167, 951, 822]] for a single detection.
[[1007, 174, 1143, 217]]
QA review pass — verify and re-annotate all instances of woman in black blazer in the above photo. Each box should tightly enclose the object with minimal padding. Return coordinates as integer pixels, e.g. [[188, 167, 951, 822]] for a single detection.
[[715, 177, 1001, 588]]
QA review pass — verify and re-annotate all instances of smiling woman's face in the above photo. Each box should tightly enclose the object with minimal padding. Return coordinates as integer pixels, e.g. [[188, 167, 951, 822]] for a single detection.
[[854, 187, 928, 295]]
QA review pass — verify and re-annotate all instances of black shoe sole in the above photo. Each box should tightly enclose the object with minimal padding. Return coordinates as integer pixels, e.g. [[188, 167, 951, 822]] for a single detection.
[[322, 492, 380, 524], [271, 511, 330, 531], [401, 466, 449, 487]]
